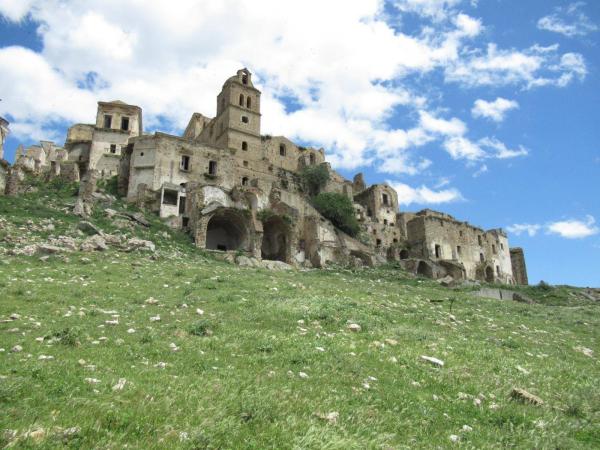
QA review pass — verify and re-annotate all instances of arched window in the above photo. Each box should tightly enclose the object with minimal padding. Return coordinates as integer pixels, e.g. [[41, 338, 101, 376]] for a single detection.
[[246, 96, 251, 108], [309, 153, 316, 165], [242, 73, 248, 84], [242, 141, 248, 151], [239, 94, 244, 106], [279, 144, 286, 156]]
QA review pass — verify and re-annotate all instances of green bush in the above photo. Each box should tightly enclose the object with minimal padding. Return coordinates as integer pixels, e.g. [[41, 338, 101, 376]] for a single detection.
[[300, 164, 329, 196], [312, 192, 360, 237]]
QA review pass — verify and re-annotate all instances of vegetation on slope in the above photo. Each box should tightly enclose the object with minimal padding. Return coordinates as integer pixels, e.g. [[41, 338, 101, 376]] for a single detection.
[[312, 192, 360, 237], [0, 182, 599, 449]]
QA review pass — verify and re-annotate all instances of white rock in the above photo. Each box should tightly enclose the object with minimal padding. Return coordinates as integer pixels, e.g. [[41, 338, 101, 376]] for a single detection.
[[421, 355, 444, 367], [127, 328, 136, 334], [145, 297, 159, 305], [196, 308, 204, 315], [9, 313, 21, 320], [11, 345, 23, 353], [298, 372, 309, 379], [347, 323, 361, 332], [105, 320, 119, 326], [112, 378, 127, 391], [149, 315, 161, 322], [38, 355, 54, 360], [462, 425, 473, 432], [85, 378, 101, 384], [316, 347, 325, 352], [154, 362, 167, 369], [450, 434, 460, 443]]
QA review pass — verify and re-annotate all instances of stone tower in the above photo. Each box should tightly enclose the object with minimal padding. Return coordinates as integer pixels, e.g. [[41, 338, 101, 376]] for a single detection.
[[510, 247, 528, 285], [0, 116, 9, 161], [213, 69, 262, 159]]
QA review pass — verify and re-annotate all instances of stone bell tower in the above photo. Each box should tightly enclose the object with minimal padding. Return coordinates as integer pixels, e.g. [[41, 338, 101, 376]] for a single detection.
[[213, 69, 262, 159]]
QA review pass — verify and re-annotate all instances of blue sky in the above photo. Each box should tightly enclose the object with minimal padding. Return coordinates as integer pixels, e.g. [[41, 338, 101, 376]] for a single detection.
[[0, 0, 598, 286]]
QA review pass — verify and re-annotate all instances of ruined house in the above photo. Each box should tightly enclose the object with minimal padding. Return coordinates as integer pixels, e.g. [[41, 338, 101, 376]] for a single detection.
[[0, 116, 9, 193], [11, 68, 527, 283]]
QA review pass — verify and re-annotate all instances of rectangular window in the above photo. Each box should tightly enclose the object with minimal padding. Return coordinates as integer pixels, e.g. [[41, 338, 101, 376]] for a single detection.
[[121, 117, 130, 131], [110, 144, 117, 154], [241, 115, 249, 124], [376, 239, 382, 247], [480, 253, 484, 262], [492, 244, 497, 254], [103, 115, 112, 128], [243, 160, 248, 167], [382, 193, 389, 206], [496, 265, 501, 276], [178, 196, 186, 214], [242, 141, 248, 150], [162, 189, 178, 206], [478, 235, 482, 246], [457, 245, 462, 256], [500, 243, 504, 250], [180, 155, 190, 171], [208, 160, 217, 175], [435, 244, 442, 258]]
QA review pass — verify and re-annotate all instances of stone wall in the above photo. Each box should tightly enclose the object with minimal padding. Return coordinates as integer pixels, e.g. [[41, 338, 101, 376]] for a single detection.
[[510, 247, 529, 285]]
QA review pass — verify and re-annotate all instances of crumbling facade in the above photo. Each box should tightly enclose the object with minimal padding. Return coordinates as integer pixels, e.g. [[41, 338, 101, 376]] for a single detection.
[[510, 248, 528, 285], [0, 116, 8, 161], [6, 69, 528, 283]]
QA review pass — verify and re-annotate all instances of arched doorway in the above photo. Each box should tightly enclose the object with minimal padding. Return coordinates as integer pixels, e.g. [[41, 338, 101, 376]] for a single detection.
[[205, 210, 248, 252], [417, 261, 433, 278], [261, 216, 290, 262], [400, 249, 409, 260], [485, 266, 494, 283]]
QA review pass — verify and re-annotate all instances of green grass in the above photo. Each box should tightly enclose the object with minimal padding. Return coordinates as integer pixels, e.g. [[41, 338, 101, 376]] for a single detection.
[[0, 183, 599, 448]]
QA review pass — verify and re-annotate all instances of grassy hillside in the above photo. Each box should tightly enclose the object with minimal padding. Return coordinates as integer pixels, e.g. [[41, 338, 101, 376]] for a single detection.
[[0, 182, 599, 449]]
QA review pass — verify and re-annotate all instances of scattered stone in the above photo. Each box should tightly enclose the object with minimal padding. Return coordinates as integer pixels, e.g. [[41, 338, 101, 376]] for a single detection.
[[80, 235, 108, 252], [126, 237, 155, 252], [112, 378, 127, 391], [38, 355, 54, 360], [437, 275, 455, 287], [421, 355, 444, 367], [145, 297, 159, 305], [77, 220, 102, 235], [315, 411, 339, 424], [298, 372, 309, 379], [449, 434, 460, 443], [11, 345, 23, 353], [85, 378, 101, 384], [196, 308, 204, 315], [347, 323, 361, 332], [510, 388, 544, 406], [9, 313, 21, 320], [574, 346, 594, 358], [149, 315, 161, 322], [384, 338, 398, 346]]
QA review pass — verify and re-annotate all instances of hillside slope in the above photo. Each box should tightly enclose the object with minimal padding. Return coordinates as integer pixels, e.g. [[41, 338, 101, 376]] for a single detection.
[[0, 183, 599, 448]]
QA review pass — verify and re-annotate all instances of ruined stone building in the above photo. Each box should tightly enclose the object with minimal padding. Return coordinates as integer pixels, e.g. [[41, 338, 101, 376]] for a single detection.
[[0, 116, 8, 161], [4, 69, 528, 284]]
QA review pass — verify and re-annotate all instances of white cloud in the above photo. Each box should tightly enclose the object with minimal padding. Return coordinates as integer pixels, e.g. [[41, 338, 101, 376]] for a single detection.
[[445, 43, 587, 89], [0, 0, 37, 21], [547, 216, 599, 239], [393, 0, 464, 22], [507, 223, 542, 237], [443, 136, 485, 161], [479, 137, 528, 159], [537, 2, 598, 37], [472, 97, 519, 122], [419, 110, 466, 136], [388, 180, 464, 206]]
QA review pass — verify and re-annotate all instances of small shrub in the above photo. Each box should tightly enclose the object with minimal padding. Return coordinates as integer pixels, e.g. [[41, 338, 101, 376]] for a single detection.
[[50, 327, 80, 346], [537, 280, 553, 291], [300, 164, 330, 196], [312, 192, 360, 237], [189, 319, 212, 337]]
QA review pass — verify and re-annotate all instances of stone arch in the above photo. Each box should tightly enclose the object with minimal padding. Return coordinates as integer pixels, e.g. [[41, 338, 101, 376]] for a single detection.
[[261, 216, 291, 262], [205, 208, 250, 252], [400, 249, 409, 260], [416, 260, 433, 278]]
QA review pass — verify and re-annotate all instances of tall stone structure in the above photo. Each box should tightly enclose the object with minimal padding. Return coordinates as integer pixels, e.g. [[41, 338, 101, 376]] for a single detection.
[[0, 116, 9, 161], [510, 248, 528, 285], [53, 68, 528, 282]]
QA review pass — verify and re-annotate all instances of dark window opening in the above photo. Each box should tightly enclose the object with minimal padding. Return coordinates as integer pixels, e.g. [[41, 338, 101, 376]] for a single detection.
[[457, 245, 462, 256], [110, 144, 117, 154], [246, 96, 251, 108], [279, 144, 286, 156], [140, 152, 144, 156], [492, 244, 497, 254], [281, 179, 288, 189], [400, 249, 409, 260], [103, 114, 112, 128], [242, 177, 249, 186], [501, 243, 504, 250], [239, 94, 244, 106], [208, 160, 217, 175], [393, 238, 398, 243], [243, 160, 248, 167], [121, 117, 129, 131], [241, 116, 249, 124], [242, 141, 248, 150], [496, 265, 501, 276], [435, 244, 442, 259], [242, 73, 248, 84], [180, 155, 190, 171], [163, 189, 178, 206], [376, 239, 382, 247], [383, 219, 388, 225], [480, 253, 484, 262], [179, 196, 186, 214], [367, 209, 372, 217], [217, 245, 227, 251], [382, 193, 389, 206], [478, 235, 482, 246], [309, 153, 316, 165], [459, 230, 463, 237], [372, 229, 377, 235], [182, 217, 189, 228]]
